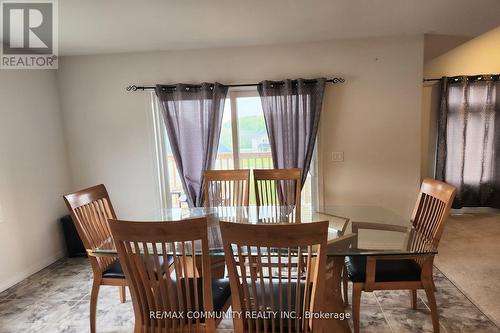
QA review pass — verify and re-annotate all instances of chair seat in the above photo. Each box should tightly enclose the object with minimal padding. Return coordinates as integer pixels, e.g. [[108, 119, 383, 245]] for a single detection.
[[211, 278, 232, 312], [176, 278, 231, 313], [242, 279, 310, 330], [102, 255, 174, 279], [345, 256, 421, 283], [248, 279, 307, 309]]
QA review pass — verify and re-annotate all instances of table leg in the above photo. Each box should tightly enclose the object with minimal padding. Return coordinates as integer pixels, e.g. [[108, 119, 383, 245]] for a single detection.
[[210, 256, 226, 279], [194, 255, 225, 278], [320, 256, 351, 333]]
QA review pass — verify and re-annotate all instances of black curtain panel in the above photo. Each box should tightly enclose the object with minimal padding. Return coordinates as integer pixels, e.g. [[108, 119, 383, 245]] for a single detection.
[[257, 78, 326, 188], [155, 83, 228, 207], [436, 75, 500, 208]]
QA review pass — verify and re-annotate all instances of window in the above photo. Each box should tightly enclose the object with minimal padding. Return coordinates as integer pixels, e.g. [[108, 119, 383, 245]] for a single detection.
[[435, 78, 500, 208], [151, 89, 315, 208]]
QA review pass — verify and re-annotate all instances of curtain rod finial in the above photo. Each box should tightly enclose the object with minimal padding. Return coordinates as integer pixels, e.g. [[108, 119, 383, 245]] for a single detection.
[[330, 77, 345, 84], [126, 85, 138, 91]]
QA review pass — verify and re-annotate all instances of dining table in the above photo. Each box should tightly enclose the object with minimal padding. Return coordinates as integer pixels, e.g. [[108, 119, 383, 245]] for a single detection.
[[91, 205, 437, 333]]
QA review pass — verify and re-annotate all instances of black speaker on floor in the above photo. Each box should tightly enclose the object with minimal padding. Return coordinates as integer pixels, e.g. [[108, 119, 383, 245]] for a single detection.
[[60, 215, 87, 257]]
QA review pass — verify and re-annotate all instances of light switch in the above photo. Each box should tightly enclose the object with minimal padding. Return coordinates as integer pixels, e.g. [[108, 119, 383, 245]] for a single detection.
[[331, 152, 344, 162]]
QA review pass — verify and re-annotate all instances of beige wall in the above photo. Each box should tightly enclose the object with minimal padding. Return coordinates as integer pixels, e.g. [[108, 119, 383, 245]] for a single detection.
[[425, 27, 500, 77], [423, 34, 471, 63], [420, 83, 440, 179], [319, 39, 423, 215], [57, 36, 424, 219], [0, 70, 71, 291], [422, 27, 500, 179]]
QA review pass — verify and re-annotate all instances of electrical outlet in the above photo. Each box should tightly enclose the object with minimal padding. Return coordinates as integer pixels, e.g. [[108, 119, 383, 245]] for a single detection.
[[331, 152, 344, 162]]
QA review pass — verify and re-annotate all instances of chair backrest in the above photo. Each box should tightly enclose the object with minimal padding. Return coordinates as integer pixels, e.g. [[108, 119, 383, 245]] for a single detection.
[[203, 169, 251, 207], [63, 184, 117, 272], [410, 178, 457, 247], [253, 168, 302, 218], [220, 221, 328, 333], [109, 218, 216, 333]]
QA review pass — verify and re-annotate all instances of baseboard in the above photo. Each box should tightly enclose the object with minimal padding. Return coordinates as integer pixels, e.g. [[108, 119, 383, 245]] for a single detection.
[[0, 250, 66, 293], [451, 207, 500, 215]]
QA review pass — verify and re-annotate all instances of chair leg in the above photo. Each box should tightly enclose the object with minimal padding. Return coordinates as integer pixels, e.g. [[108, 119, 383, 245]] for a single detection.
[[430, 264, 438, 292], [119, 286, 126, 303], [133, 305, 143, 333], [423, 281, 440, 333], [410, 290, 417, 309], [343, 265, 349, 306], [352, 283, 362, 333], [90, 280, 100, 333]]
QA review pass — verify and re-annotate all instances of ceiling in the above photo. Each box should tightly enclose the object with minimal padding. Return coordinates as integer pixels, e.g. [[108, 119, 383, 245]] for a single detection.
[[59, 0, 500, 56]]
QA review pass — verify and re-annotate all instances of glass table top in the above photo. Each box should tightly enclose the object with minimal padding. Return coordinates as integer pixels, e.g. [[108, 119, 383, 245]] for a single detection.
[[92, 205, 436, 257]]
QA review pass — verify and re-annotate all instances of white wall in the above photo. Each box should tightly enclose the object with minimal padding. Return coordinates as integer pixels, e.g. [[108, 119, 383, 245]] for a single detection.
[[0, 70, 71, 291], [57, 36, 424, 218]]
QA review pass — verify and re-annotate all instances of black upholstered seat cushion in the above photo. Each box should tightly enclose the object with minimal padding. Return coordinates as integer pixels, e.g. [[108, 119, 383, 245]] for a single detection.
[[145, 278, 230, 324], [210, 278, 232, 312], [345, 256, 421, 283], [241, 280, 310, 330], [246, 280, 308, 311], [174, 278, 231, 313], [102, 255, 174, 279]]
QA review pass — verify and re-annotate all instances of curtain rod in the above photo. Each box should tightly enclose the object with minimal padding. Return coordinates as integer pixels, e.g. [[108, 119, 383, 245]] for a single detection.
[[126, 77, 345, 91], [424, 74, 500, 82]]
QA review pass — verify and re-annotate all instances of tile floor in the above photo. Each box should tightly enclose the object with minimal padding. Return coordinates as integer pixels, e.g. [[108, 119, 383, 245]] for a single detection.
[[0, 257, 498, 333]]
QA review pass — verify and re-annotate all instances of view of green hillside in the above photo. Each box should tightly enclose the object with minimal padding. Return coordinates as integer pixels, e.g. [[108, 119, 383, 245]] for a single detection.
[[219, 115, 267, 151]]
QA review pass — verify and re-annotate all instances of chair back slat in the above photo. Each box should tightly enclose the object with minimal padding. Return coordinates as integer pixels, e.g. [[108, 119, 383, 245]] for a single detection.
[[254, 168, 302, 220], [109, 218, 216, 333], [221, 221, 328, 333], [410, 178, 456, 247], [204, 170, 251, 207], [63, 184, 117, 272]]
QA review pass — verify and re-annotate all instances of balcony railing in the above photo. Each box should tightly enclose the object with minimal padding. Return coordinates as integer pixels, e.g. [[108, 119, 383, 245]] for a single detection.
[[166, 151, 311, 208]]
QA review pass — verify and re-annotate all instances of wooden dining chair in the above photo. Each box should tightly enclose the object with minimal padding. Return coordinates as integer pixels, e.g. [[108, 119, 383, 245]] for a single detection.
[[345, 178, 456, 333], [203, 169, 251, 207], [108, 217, 231, 333], [220, 220, 328, 333], [63, 184, 126, 333], [253, 168, 302, 219]]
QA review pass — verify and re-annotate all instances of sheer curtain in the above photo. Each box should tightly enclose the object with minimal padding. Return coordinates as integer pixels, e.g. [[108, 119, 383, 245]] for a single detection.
[[155, 83, 228, 207], [436, 76, 500, 208], [257, 78, 326, 187]]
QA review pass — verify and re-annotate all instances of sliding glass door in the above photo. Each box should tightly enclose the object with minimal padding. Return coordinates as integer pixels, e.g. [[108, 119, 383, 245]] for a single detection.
[[150, 88, 315, 208]]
